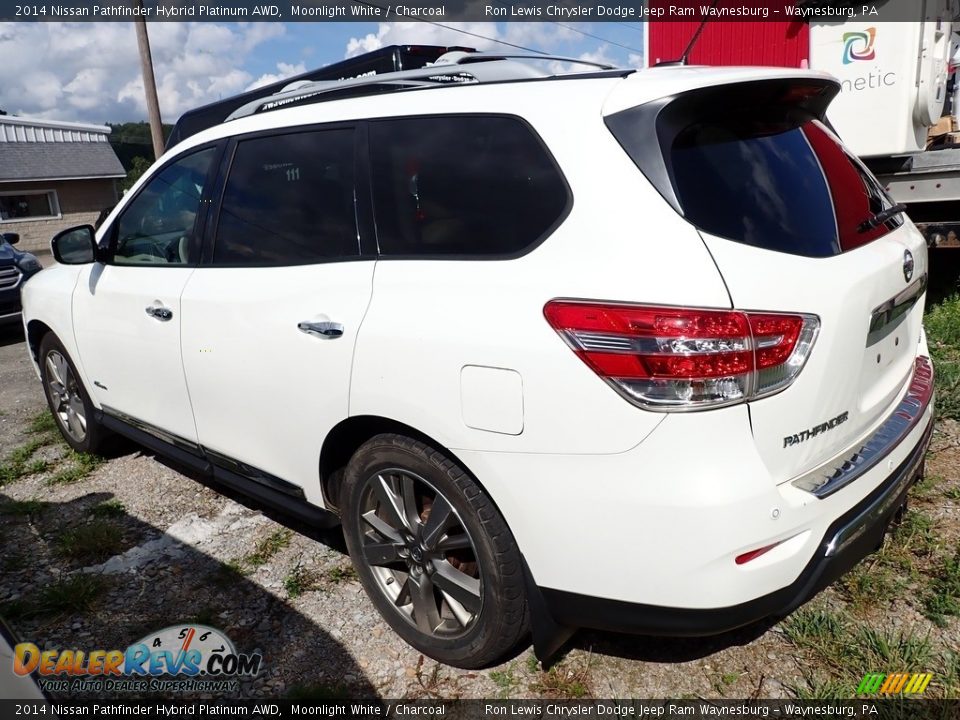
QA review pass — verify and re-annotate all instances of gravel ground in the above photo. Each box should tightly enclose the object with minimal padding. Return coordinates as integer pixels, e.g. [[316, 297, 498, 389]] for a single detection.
[[1, 318, 959, 700]]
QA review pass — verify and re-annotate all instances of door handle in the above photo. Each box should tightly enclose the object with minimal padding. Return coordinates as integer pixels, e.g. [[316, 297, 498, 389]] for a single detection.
[[298, 321, 344, 339], [145, 306, 173, 322]]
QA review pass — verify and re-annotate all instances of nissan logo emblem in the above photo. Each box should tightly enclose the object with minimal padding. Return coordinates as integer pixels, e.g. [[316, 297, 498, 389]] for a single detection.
[[903, 249, 914, 283]]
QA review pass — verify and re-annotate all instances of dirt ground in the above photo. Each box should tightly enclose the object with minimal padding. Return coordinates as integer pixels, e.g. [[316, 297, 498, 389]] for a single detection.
[[1, 318, 959, 700]]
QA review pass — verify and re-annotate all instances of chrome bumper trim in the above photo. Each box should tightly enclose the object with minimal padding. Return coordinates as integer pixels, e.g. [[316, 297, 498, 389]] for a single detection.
[[792, 356, 934, 498], [825, 414, 932, 557]]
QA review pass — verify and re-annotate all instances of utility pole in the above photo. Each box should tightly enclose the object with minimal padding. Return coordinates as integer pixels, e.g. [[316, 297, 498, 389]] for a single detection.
[[133, 5, 165, 161]]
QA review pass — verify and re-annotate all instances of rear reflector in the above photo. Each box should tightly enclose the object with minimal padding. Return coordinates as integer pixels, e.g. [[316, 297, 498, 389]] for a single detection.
[[544, 301, 819, 411], [735, 541, 784, 565]]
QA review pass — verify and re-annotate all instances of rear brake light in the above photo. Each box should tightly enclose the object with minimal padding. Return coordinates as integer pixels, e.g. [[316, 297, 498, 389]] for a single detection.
[[543, 301, 819, 411]]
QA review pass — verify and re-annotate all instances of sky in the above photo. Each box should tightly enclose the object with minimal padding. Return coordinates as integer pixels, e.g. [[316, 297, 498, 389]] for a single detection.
[[0, 21, 645, 126]]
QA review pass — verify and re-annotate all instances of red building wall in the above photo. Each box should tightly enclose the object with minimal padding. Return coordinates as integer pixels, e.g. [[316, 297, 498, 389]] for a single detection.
[[647, 18, 810, 68]]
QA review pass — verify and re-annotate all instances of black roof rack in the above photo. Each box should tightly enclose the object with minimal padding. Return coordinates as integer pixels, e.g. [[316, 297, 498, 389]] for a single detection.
[[225, 51, 621, 122], [165, 45, 476, 149]]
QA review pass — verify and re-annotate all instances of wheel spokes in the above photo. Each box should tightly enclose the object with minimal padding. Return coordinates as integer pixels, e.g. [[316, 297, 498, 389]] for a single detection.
[[440, 590, 474, 629], [46, 353, 66, 386], [67, 411, 84, 439], [421, 495, 456, 550], [399, 474, 422, 535], [431, 562, 481, 614], [68, 395, 86, 430], [363, 540, 404, 567], [408, 573, 441, 634], [359, 467, 483, 638], [361, 508, 404, 545], [373, 474, 413, 534], [435, 533, 473, 552]]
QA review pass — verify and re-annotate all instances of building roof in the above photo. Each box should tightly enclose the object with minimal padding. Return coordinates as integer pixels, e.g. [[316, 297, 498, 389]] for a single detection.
[[0, 115, 126, 182]]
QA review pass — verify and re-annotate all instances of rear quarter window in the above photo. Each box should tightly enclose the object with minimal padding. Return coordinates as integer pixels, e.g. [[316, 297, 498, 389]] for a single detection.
[[368, 115, 570, 258]]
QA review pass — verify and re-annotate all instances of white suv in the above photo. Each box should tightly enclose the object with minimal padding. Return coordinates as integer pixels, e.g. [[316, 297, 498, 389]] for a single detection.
[[22, 52, 935, 669]]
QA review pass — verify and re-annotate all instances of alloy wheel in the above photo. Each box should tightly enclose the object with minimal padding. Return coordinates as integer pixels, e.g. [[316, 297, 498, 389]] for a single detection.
[[45, 350, 86, 442], [357, 468, 482, 638]]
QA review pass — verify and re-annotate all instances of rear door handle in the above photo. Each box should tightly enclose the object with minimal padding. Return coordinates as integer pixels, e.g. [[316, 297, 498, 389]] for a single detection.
[[298, 321, 344, 339], [145, 306, 173, 321]]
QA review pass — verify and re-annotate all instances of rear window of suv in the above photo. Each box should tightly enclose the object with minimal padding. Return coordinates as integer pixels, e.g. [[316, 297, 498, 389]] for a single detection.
[[606, 80, 903, 258]]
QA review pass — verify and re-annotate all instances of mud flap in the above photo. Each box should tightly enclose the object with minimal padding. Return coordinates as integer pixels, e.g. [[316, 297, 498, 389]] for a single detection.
[[521, 555, 576, 668]]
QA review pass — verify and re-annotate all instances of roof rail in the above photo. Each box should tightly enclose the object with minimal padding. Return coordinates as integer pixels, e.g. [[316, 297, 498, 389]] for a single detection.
[[225, 52, 621, 123]]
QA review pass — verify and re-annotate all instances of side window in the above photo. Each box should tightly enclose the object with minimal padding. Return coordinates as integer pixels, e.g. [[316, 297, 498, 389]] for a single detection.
[[213, 129, 358, 266], [114, 148, 216, 265], [368, 116, 569, 257]]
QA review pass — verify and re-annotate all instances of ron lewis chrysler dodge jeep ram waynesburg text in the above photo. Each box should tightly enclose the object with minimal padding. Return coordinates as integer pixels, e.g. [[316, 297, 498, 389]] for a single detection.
[[22, 50, 935, 668]]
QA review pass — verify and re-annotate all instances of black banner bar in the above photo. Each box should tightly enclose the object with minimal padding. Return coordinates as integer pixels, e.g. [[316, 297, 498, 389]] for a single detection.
[[0, 1, 928, 23], [0, 699, 949, 719]]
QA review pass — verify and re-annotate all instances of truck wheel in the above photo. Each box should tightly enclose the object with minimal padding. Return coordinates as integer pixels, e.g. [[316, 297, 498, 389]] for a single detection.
[[341, 433, 529, 668], [38, 334, 106, 454]]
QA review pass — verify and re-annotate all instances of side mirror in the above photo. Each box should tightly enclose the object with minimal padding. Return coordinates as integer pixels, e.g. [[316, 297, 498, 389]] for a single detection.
[[51, 225, 97, 265], [1, 232, 19, 245]]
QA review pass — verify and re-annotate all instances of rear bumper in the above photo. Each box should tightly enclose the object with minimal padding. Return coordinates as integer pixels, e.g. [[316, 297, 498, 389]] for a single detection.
[[537, 411, 933, 636]]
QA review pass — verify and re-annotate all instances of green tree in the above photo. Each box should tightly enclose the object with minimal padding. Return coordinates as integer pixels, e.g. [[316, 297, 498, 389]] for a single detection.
[[120, 156, 153, 193]]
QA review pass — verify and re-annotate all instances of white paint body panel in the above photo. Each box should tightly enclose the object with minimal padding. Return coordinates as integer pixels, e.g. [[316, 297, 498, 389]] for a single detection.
[[179, 263, 375, 506], [19, 64, 935, 617], [460, 366, 524, 436], [72, 265, 199, 442], [700, 223, 928, 485]]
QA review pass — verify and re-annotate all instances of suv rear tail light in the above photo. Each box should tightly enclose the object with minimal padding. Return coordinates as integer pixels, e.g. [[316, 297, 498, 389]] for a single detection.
[[543, 301, 819, 411]]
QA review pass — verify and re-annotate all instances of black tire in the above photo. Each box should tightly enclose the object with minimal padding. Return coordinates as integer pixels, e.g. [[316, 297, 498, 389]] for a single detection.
[[38, 333, 106, 453], [341, 433, 529, 668]]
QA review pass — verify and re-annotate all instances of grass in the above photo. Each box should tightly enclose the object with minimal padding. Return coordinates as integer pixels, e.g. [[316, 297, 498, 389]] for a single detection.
[[782, 608, 853, 671], [2, 574, 105, 620], [925, 293, 960, 419], [839, 562, 903, 613], [923, 546, 960, 627], [489, 663, 521, 697], [412, 654, 464, 699], [89, 499, 125, 518], [214, 559, 249, 586], [0, 436, 53, 485], [783, 605, 936, 697], [56, 520, 124, 563], [528, 662, 592, 699], [893, 509, 938, 559], [220, 529, 294, 582], [0, 498, 49, 517], [327, 564, 358, 583], [245, 529, 292, 568], [283, 564, 321, 598], [47, 451, 103, 485], [284, 561, 357, 598], [26, 411, 57, 435]]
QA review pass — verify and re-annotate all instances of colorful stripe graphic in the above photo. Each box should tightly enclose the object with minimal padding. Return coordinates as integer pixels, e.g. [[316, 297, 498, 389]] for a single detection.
[[857, 672, 933, 694]]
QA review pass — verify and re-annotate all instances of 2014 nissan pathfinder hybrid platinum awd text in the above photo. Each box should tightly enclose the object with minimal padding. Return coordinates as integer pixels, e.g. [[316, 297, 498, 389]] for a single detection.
[[21, 50, 935, 669]]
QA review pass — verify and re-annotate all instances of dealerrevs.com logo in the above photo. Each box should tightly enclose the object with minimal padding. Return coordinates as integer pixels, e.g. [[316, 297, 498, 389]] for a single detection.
[[842, 27, 877, 64], [14, 624, 262, 694]]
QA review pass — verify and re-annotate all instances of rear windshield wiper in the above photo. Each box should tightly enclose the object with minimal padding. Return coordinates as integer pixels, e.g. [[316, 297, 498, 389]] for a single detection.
[[858, 203, 906, 233]]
